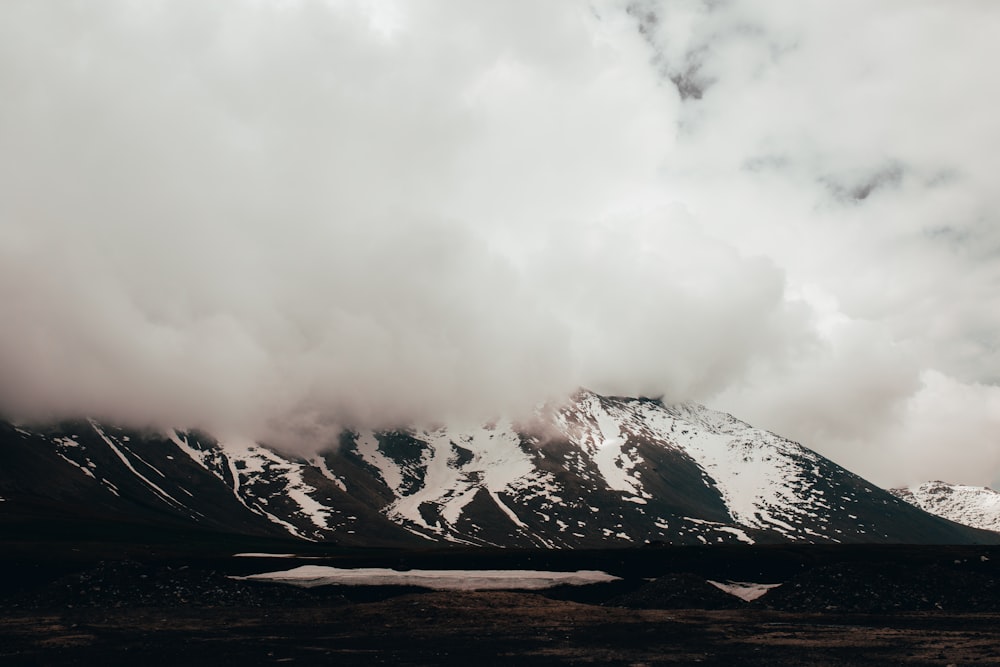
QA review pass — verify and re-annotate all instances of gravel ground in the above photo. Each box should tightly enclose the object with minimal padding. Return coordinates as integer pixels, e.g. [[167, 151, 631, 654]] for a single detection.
[[4, 545, 1000, 664]]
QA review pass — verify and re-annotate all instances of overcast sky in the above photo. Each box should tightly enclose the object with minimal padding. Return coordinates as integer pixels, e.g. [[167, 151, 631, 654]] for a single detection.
[[1, 0, 998, 488]]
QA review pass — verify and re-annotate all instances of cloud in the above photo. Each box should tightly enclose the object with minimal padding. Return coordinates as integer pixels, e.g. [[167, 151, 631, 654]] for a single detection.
[[0, 0, 805, 445], [1, 0, 998, 486], [633, 0, 1000, 486]]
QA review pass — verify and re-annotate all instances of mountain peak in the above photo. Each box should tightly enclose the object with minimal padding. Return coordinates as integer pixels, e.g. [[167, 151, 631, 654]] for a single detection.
[[2, 397, 996, 547], [891, 482, 1000, 534]]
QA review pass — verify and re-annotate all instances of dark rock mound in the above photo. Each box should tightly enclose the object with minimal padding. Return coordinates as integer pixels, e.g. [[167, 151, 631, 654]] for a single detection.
[[7, 560, 349, 609], [760, 560, 1000, 613], [604, 572, 746, 609]]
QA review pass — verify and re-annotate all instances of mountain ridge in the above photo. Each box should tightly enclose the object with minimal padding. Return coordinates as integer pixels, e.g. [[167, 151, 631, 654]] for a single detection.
[[891, 481, 1000, 534], [1, 390, 995, 547]]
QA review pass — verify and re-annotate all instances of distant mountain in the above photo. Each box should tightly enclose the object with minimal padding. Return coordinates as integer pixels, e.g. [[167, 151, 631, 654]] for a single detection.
[[891, 481, 1000, 534], [1, 390, 994, 547]]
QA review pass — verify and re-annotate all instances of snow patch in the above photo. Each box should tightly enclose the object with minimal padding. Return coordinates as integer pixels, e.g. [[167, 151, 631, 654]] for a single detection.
[[233, 553, 302, 558], [706, 580, 782, 602], [216, 439, 333, 537], [383, 421, 558, 546], [355, 431, 404, 493], [638, 402, 826, 539], [559, 393, 650, 500], [235, 566, 620, 590], [56, 453, 96, 479], [311, 455, 347, 492], [90, 421, 185, 510]]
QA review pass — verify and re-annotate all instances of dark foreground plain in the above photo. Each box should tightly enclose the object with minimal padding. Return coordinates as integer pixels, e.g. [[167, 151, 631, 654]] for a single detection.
[[6, 596, 1000, 666], [3, 531, 1000, 665]]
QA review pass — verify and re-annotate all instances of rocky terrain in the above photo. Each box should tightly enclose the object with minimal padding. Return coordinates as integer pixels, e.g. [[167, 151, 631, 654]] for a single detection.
[[4, 543, 1000, 665]]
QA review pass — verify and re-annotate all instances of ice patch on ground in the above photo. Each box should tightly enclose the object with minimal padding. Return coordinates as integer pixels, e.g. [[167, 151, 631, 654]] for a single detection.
[[233, 553, 300, 558], [235, 566, 620, 590], [706, 580, 781, 602]]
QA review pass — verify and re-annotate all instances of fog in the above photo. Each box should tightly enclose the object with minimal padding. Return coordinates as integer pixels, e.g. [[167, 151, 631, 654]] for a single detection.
[[2, 1, 998, 487]]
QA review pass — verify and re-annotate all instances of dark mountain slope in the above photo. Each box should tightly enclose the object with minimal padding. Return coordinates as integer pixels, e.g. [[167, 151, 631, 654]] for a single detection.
[[1, 391, 994, 547]]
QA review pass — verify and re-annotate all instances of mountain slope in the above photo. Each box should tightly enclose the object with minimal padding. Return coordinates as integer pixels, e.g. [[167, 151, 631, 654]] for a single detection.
[[1, 391, 994, 547], [891, 482, 1000, 534]]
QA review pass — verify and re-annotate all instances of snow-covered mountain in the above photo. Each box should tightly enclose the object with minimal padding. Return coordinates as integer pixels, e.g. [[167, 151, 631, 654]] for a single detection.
[[891, 481, 1000, 534], [1, 390, 993, 547]]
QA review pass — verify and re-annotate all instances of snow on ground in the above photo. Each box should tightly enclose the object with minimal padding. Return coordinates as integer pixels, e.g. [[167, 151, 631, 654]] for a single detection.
[[555, 393, 650, 504], [235, 566, 620, 590], [638, 401, 828, 539], [706, 580, 782, 602], [170, 429, 336, 540], [233, 553, 301, 558], [167, 430, 212, 470], [354, 431, 404, 493], [53, 439, 98, 480], [89, 421, 186, 511], [550, 391, 831, 541], [219, 439, 333, 537], [681, 517, 755, 545], [383, 421, 559, 545], [310, 455, 347, 492]]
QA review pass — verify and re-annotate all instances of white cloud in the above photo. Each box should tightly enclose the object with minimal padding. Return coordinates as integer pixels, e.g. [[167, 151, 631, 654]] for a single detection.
[[0, 1, 797, 439], [1, 0, 999, 486], [635, 0, 1000, 486]]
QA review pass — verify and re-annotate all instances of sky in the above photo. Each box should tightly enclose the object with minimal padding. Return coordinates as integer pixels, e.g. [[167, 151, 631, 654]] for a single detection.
[[1, 0, 998, 489]]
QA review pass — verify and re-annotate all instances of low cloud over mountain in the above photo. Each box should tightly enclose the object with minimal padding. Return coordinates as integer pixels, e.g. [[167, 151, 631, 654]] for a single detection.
[[1, 1, 999, 488]]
